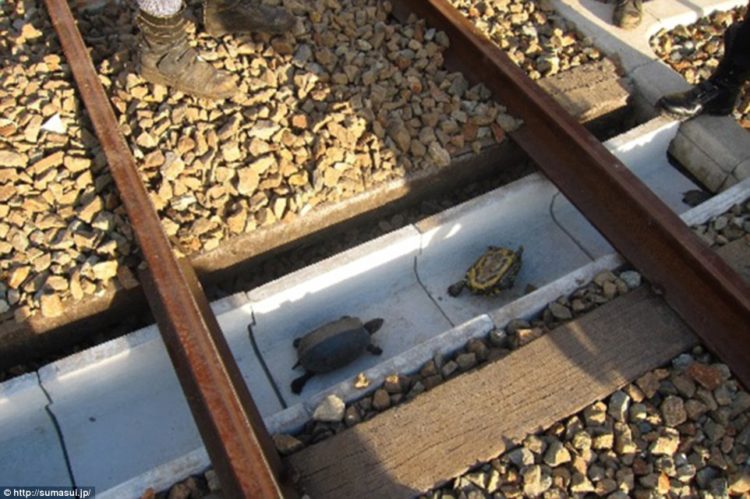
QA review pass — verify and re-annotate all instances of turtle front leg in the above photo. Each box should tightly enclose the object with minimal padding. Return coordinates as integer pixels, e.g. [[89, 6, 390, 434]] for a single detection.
[[366, 343, 383, 356], [447, 280, 466, 297], [291, 371, 315, 394]]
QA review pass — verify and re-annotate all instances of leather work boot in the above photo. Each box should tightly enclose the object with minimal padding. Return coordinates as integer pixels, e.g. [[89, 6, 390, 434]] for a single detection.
[[657, 79, 740, 117], [613, 0, 642, 30], [136, 8, 238, 100], [203, 0, 295, 37]]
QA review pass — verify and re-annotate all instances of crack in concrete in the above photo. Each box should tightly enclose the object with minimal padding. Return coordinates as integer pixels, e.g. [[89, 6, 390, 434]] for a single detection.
[[36, 371, 77, 488], [549, 192, 597, 261], [247, 310, 288, 409]]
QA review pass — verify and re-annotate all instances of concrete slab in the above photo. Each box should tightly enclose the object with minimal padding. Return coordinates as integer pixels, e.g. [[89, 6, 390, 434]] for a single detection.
[[0, 373, 71, 486], [248, 226, 453, 406], [630, 59, 692, 107], [646, 0, 746, 27], [669, 116, 750, 191], [39, 308, 283, 494], [552, 117, 697, 256], [415, 174, 593, 326]]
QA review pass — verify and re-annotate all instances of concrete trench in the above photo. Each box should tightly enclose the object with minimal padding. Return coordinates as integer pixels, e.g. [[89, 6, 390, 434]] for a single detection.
[[1, 115, 748, 497]]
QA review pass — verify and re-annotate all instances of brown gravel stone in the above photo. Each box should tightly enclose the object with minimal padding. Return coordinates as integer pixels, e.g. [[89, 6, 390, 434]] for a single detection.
[[687, 363, 724, 390], [372, 388, 391, 411], [0, 150, 28, 168]]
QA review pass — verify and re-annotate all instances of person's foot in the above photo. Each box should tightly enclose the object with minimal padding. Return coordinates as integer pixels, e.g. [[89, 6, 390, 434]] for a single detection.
[[137, 9, 238, 100], [657, 79, 739, 118], [203, 0, 295, 36], [613, 0, 642, 29]]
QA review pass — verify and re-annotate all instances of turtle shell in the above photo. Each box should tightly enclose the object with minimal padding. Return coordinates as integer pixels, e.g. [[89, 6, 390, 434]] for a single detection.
[[295, 316, 373, 373], [464, 245, 523, 295]]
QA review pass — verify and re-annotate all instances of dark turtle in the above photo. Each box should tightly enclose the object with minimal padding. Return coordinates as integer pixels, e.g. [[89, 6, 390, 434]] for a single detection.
[[448, 245, 524, 297], [290, 316, 384, 394]]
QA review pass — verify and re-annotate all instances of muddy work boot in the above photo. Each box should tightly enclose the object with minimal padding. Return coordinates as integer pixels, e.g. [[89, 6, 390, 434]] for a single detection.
[[136, 8, 238, 100], [203, 0, 295, 36], [613, 0, 642, 30]]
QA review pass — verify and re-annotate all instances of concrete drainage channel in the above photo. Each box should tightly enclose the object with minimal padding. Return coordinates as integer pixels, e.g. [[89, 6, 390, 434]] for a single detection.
[[1, 116, 748, 497]]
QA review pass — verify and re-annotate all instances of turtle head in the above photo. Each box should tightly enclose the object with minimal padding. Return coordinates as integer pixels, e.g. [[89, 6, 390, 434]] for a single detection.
[[364, 318, 384, 335], [516, 245, 524, 256]]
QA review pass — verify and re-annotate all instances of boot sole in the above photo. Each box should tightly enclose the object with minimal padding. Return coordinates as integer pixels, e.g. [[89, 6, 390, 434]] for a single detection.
[[205, 24, 292, 37], [140, 66, 237, 100]]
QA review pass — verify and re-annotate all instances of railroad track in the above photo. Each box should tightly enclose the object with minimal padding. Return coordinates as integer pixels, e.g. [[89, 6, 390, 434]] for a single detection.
[[27, 0, 750, 496]]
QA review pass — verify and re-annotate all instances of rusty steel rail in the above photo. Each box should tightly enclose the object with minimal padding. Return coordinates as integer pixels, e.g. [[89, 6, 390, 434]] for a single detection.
[[43, 0, 289, 496], [392, 0, 750, 386]]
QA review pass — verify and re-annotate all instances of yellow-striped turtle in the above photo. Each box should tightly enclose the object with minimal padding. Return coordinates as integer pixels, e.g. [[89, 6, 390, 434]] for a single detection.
[[448, 246, 524, 297]]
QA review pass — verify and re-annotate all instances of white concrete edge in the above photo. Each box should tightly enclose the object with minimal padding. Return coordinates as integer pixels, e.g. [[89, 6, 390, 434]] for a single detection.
[[680, 177, 750, 226], [646, 0, 747, 36], [294, 314, 495, 425], [208, 291, 250, 316], [36, 293, 249, 383], [97, 447, 209, 499], [94, 404, 312, 498], [37, 325, 159, 383], [246, 225, 423, 309], [0, 371, 41, 399], [488, 253, 625, 327], [414, 173, 546, 233], [603, 115, 678, 154], [245, 316, 495, 437]]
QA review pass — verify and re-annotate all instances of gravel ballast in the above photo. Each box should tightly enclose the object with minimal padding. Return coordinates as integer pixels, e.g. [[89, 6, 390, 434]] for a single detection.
[[1, 0, 527, 323], [426, 348, 750, 499], [446, 0, 604, 80], [0, 0, 612, 325]]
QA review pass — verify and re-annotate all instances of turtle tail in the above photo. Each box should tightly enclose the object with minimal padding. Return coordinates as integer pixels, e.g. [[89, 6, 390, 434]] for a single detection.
[[291, 371, 315, 394], [364, 318, 384, 335], [447, 280, 466, 297]]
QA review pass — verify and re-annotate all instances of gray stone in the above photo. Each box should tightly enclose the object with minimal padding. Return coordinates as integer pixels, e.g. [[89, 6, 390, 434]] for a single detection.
[[543, 439, 571, 467], [650, 428, 680, 455], [583, 401, 607, 426], [456, 352, 477, 371], [607, 390, 630, 422], [488, 329, 508, 348], [313, 394, 346, 422], [272, 433, 303, 455], [521, 465, 551, 496], [507, 447, 535, 467], [660, 395, 687, 427]]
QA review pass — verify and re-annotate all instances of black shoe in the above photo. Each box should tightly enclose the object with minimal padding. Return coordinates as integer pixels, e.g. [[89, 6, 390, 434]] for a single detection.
[[657, 79, 739, 118]]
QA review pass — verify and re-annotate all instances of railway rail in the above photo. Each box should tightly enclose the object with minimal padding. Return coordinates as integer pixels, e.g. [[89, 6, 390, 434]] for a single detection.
[[39, 0, 750, 496]]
